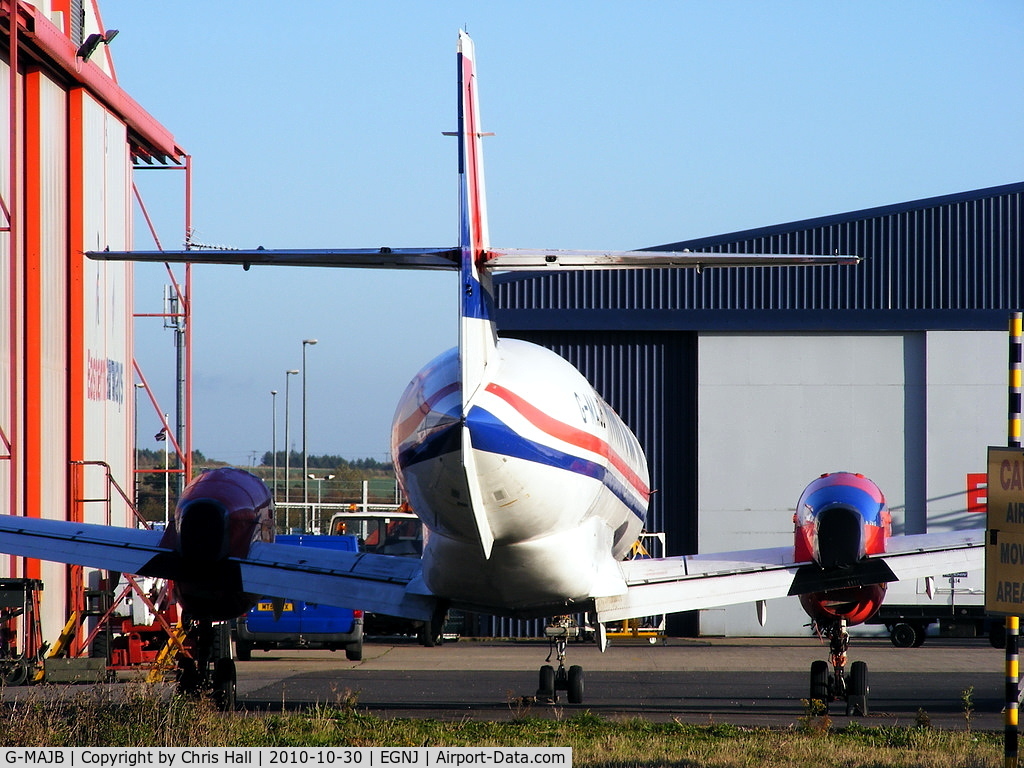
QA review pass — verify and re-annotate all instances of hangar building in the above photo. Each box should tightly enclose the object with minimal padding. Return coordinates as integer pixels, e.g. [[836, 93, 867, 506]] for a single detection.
[[496, 181, 1023, 636], [1, 1, 185, 646]]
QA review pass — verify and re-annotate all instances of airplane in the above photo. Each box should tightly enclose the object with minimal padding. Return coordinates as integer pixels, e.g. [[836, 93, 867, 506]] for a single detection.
[[0, 31, 982, 712]]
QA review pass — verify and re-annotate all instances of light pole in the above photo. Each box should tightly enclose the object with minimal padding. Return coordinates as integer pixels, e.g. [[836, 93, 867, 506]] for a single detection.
[[307, 472, 335, 533], [133, 382, 145, 508], [284, 369, 299, 530], [270, 389, 278, 501], [302, 338, 318, 531], [162, 412, 170, 526]]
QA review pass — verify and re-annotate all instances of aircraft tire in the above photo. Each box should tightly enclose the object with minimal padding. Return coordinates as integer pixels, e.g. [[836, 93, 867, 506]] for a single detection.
[[567, 665, 584, 704], [537, 665, 555, 700], [346, 640, 363, 662], [212, 658, 237, 712], [809, 660, 829, 705], [176, 657, 201, 696], [235, 640, 253, 661], [846, 661, 869, 717]]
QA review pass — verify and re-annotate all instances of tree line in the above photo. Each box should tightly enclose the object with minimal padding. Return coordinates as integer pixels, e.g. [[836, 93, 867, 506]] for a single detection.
[[260, 451, 392, 472], [135, 448, 392, 473]]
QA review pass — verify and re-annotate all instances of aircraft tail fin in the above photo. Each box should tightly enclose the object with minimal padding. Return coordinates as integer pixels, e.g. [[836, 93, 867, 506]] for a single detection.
[[456, 30, 497, 416]]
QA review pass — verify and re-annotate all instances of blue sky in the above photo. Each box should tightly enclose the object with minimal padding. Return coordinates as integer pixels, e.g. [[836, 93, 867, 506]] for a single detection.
[[99, 1, 1024, 465]]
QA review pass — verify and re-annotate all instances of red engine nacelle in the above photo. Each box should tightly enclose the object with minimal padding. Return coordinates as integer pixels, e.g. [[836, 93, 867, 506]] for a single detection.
[[798, 583, 887, 627], [156, 467, 276, 621]]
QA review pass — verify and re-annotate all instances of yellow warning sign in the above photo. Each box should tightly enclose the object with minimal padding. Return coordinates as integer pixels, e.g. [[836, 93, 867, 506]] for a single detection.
[[985, 446, 1024, 614]]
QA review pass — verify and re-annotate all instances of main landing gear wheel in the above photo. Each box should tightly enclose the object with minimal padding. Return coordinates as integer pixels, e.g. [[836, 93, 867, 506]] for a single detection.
[[212, 658, 237, 712], [175, 619, 237, 711], [537, 665, 556, 701], [536, 616, 586, 704], [567, 665, 584, 705], [809, 659, 829, 706], [810, 619, 869, 718], [846, 660, 868, 717]]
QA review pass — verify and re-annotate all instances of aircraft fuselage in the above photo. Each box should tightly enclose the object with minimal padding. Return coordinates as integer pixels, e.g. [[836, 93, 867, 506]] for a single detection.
[[392, 338, 650, 615]]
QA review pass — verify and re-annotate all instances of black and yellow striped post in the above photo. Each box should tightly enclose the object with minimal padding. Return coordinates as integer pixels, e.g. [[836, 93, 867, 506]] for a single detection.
[[1011, 312, 1022, 449], [1008, 312, 1023, 768], [1009, 616, 1020, 768]]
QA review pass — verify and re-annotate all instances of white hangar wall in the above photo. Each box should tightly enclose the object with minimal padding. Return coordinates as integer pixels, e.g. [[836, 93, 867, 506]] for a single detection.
[[696, 330, 1004, 636], [2, 2, 183, 644]]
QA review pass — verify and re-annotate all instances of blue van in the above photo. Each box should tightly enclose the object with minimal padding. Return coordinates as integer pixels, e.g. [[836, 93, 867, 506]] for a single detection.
[[234, 535, 364, 661]]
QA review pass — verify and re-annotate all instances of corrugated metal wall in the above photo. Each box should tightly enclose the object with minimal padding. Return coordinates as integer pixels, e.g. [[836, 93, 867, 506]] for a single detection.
[[32, 70, 71, 617], [497, 182, 1023, 318], [79, 92, 133, 529]]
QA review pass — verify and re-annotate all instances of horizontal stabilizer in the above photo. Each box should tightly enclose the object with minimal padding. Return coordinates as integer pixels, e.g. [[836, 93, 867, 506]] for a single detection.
[[485, 248, 860, 270], [86, 247, 858, 273], [86, 248, 460, 270], [787, 558, 898, 597]]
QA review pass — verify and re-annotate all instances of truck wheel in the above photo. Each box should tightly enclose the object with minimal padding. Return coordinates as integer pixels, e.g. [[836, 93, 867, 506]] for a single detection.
[[991, 621, 1008, 649], [890, 623, 918, 648], [911, 624, 927, 647]]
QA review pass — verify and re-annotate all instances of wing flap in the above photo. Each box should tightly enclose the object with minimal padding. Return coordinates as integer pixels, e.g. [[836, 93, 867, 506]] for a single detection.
[[0, 515, 167, 575], [239, 541, 437, 622]]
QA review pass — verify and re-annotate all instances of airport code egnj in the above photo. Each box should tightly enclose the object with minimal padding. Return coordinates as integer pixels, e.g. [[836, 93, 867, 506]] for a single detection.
[[2, 751, 571, 768]]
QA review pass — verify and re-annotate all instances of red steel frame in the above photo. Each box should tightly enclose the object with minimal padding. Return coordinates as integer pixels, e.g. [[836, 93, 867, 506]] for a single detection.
[[2, 1, 191, 650]]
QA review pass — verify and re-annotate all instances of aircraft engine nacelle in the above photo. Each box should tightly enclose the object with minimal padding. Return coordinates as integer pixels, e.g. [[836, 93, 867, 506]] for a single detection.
[[798, 583, 887, 627], [158, 467, 276, 620], [794, 472, 891, 565], [788, 472, 896, 628]]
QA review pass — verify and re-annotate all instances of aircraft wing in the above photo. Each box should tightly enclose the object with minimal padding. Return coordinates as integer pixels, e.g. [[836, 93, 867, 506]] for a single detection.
[[238, 541, 438, 623], [593, 529, 984, 624], [0, 515, 439, 623], [0, 515, 168, 575]]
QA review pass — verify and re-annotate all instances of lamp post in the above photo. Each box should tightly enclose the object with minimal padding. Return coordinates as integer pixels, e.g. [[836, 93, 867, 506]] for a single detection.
[[302, 339, 318, 530], [284, 369, 299, 530], [133, 382, 145, 508], [307, 472, 335, 533], [162, 413, 170, 526], [270, 389, 278, 501]]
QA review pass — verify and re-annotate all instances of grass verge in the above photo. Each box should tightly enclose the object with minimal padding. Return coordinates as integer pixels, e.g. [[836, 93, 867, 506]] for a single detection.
[[0, 684, 1005, 767]]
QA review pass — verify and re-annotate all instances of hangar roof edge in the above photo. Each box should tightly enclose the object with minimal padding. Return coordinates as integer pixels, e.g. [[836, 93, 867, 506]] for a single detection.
[[650, 181, 1024, 251]]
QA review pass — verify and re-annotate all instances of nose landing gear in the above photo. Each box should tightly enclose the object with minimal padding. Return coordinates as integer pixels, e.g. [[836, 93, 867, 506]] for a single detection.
[[536, 616, 585, 704], [808, 620, 869, 717]]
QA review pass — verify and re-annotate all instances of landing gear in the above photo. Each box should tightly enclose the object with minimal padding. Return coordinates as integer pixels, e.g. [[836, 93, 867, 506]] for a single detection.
[[807, 620, 869, 717], [175, 619, 237, 711], [536, 616, 585, 704]]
